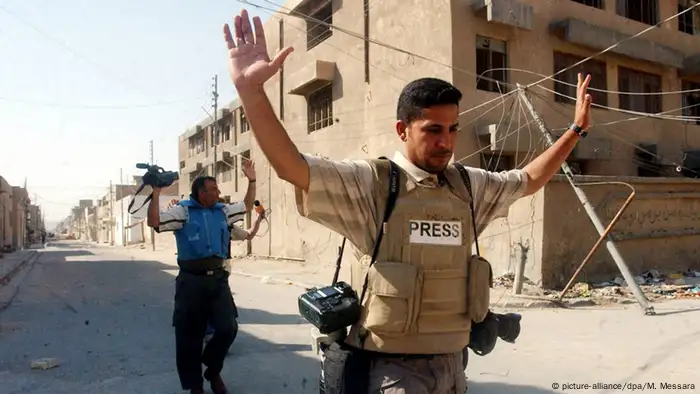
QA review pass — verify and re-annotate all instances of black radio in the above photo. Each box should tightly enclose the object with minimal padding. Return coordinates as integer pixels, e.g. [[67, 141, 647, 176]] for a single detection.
[[298, 281, 360, 334]]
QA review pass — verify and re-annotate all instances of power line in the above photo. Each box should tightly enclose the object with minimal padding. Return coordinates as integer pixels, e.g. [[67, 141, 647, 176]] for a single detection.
[[0, 95, 207, 110], [525, 2, 700, 88]]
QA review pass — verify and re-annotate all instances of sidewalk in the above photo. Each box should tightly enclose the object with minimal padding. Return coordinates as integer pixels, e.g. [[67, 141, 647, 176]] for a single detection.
[[123, 246, 607, 310], [0, 249, 39, 286]]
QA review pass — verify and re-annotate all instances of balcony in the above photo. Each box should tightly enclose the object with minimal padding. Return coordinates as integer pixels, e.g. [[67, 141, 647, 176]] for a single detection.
[[182, 161, 203, 175], [550, 18, 684, 69], [470, 0, 534, 31], [288, 60, 336, 96], [474, 123, 527, 152]]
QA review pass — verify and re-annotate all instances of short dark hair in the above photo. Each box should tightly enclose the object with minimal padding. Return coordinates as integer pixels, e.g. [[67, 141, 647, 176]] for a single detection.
[[396, 78, 463, 124], [191, 176, 216, 202]]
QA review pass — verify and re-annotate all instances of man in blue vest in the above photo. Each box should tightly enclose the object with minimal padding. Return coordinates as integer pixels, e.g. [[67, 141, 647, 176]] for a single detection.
[[147, 160, 258, 394]]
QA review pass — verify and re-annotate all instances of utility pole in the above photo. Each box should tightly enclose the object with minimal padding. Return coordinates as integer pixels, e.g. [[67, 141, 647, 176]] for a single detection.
[[120, 168, 125, 246], [109, 181, 114, 246], [212, 74, 219, 179], [516, 84, 654, 315], [150, 140, 155, 251]]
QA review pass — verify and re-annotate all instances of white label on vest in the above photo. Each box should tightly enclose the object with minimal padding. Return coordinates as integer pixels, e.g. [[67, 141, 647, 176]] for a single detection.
[[408, 220, 462, 245]]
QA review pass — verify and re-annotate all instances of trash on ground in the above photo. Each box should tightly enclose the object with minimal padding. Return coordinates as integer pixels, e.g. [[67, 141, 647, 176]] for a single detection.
[[492, 268, 700, 303], [30, 358, 59, 370]]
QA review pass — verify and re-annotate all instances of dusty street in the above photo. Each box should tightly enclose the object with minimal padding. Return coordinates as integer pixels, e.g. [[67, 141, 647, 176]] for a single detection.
[[1, 242, 698, 393]]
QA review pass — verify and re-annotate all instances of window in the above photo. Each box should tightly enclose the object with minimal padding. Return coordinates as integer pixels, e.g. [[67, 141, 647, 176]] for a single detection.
[[180, 161, 185, 169], [553, 52, 608, 106], [222, 121, 231, 142], [306, 1, 332, 50], [240, 111, 249, 133], [616, 0, 658, 25], [678, 1, 700, 35], [307, 84, 334, 133], [572, 0, 604, 9], [681, 80, 700, 125], [618, 67, 661, 113], [217, 163, 233, 183], [189, 134, 205, 155], [476, 36, 508, 93]]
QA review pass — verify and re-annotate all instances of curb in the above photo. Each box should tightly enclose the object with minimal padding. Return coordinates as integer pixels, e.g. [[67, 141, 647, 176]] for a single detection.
[[0, 251, 39, 287], [229, 269, 319, 290]]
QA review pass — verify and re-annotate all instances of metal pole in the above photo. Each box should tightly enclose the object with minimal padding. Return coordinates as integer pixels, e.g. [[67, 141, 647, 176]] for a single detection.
[[212, 74, 219, 179], [517, 84, 654, 315], [150, 140, 155, 251]]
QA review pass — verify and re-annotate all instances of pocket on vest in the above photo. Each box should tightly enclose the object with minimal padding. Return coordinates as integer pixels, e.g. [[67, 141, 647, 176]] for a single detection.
[[417, 268, 470, 333], [363, 262, 419, 335], [468, 255, 493, 323]]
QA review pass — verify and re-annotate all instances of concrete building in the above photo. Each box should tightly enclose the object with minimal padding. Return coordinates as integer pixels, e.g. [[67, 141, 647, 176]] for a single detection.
[[0, 176, 12, 251], [176, 0, 700, 285], [10, 187, 28, 250], [26, 204, 44, 244]]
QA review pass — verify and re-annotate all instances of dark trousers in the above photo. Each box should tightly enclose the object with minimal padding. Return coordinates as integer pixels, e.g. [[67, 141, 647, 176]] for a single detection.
[[173, 268, 238, 390]]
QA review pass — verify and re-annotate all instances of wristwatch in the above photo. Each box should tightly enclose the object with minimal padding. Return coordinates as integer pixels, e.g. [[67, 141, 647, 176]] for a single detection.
[[569, 123, 588, 138]]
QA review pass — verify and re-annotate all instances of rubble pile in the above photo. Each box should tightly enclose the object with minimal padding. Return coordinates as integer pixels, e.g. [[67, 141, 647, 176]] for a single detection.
[[492, 269, 700, 303]]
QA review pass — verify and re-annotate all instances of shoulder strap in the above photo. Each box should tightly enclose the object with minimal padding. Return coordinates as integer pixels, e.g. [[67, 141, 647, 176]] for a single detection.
[[453, 163, 480, 256], [127, 183, 152, 215], [358, 157, 400, 303], [330, 157, 401, 295]]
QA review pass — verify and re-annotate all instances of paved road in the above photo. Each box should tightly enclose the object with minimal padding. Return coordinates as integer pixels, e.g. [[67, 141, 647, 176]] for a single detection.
[[1, 242, 699, 393], [0, 242, 317, 393]]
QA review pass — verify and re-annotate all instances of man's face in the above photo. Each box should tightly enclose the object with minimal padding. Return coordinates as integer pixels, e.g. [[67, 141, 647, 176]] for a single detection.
[[198, 180, 221, 207], [396, 104, 459, 173]]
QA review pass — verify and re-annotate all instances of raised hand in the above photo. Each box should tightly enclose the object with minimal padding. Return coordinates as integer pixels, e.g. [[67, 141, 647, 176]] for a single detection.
[[223, 9, 294, 90], [574, 73, 592, 130], [166, 199, 179, 210], [242, 159, 256, 181]]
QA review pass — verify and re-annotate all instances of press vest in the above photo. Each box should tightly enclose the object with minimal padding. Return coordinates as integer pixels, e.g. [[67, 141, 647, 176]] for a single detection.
[[174, 198, 231, 261], [345, 160, 493, 355]]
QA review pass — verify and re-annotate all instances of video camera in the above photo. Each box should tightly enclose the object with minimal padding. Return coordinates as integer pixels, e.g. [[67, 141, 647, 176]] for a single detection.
[[136, 163, 179, 189], [127, 163, 179, 215]]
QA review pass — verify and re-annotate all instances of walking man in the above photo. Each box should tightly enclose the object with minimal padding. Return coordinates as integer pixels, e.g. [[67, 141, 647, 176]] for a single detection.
[[148, 160, 258, 394], [223, 8, 592, 393]]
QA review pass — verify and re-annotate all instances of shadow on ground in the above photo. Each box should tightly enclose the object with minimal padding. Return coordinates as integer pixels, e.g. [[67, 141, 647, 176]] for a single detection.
[[0, 243, 320, 394]]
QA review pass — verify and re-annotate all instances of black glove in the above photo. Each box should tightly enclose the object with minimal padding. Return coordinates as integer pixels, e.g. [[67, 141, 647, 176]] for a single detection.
[[495, 312, 522, 343]]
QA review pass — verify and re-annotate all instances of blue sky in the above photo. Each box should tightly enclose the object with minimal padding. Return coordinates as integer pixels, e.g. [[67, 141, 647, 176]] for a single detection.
[[0, 0, 270, 227]]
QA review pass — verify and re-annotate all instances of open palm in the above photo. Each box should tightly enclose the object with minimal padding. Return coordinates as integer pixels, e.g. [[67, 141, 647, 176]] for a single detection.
[[223, 9, 294, 89]]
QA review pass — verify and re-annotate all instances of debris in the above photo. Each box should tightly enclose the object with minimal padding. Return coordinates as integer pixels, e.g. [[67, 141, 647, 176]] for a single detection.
[[261, 276, 272, 284], [30, 358, 59, 370], [567, 282, 591, 298]]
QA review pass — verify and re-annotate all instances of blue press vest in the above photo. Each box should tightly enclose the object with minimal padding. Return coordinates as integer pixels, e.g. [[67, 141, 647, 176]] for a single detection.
[[174, 198, 231, 261]]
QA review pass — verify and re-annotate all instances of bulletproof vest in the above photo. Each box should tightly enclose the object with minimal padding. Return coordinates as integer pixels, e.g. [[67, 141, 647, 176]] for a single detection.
[[345, 160, 492, 355], [174, 199, 231, 261]]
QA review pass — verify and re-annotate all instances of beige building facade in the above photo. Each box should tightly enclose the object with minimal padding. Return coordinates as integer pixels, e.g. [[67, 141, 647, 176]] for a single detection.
[[179, 0, 700, 284]]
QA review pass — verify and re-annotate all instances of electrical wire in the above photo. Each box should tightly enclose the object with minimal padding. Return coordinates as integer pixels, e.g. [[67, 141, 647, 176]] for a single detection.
[[0, 95, 209, 110], [536, 85, 700, 121], [525, 2, 700, 88], [238, 0, 516, 89], [526, 88, 700, 177]]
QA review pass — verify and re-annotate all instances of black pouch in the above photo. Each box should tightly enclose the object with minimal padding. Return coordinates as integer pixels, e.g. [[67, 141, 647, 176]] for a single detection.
[[322, 342, 372, 394]]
